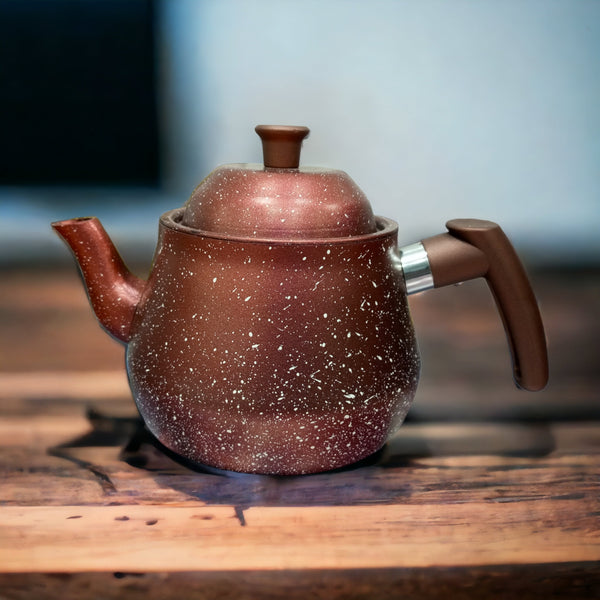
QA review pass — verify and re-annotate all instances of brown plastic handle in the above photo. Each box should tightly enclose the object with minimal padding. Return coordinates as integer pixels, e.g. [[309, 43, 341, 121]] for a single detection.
[[421, 219, 548, 391]]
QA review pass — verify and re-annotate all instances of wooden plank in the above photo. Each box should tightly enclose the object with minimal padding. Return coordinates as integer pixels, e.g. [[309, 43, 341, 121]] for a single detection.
[[1, 500, 599, 573], [3, 449, 600, 508], [0, 564, 598, 600], [2, 449, 599, 509], [0, 371, 130, 401], [1, 417, 599, 508], [0, 271, 125, 373]]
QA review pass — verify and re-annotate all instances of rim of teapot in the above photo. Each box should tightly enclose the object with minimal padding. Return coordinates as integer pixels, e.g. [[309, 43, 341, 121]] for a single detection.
[[160, 207, 398, 246]]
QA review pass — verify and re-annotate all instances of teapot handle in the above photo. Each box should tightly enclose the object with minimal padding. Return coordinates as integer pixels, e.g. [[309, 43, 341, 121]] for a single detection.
[[400, 219, 548, 391]]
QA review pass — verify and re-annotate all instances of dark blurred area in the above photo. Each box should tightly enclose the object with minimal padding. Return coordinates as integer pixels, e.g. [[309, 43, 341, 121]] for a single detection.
[[0, 0, 159, 188]]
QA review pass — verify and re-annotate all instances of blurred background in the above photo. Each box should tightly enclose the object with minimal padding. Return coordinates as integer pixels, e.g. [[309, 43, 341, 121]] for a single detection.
[[1, 0, 599, 270]]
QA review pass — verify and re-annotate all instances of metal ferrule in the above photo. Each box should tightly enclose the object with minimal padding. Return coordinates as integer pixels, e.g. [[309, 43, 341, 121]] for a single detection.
[[397, 242, 434, 295]]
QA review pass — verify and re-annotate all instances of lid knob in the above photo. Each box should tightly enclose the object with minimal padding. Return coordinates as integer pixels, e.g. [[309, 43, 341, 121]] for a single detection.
[[255, 125, 310, 168]]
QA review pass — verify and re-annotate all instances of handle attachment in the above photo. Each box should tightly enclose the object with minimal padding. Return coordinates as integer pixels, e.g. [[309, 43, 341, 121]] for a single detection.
[[401, 219, 548, 391]]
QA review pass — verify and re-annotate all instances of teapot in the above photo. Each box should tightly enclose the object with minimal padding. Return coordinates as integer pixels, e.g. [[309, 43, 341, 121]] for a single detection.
[[52, 125, 548, 475]]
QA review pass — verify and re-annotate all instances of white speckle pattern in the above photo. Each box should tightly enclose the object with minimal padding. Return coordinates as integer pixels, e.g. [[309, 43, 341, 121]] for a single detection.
[[126, 211, 419, 475]]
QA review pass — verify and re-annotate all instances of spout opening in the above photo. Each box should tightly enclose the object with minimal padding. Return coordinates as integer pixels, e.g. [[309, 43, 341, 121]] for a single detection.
[[52, 216, 96, 229]]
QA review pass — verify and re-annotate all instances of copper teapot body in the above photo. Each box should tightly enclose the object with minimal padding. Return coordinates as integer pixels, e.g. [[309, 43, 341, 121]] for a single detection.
[[126, 209, 418, 474], [52, 125, 548, 475]]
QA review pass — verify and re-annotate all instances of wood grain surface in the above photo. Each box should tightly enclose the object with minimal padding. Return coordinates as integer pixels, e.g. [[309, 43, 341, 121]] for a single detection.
[[0, 268, 599, 598]]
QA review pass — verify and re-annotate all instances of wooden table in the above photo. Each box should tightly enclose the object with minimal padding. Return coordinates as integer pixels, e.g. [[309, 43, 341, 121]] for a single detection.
[[1, 267, 599, 598]]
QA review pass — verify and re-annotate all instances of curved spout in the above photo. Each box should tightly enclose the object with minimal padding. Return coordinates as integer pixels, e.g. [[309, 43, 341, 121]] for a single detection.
[[52, 217, 145, 343]]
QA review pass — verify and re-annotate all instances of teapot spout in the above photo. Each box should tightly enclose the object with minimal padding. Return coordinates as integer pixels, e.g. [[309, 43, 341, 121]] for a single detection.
[[52, 217, 145, 343]]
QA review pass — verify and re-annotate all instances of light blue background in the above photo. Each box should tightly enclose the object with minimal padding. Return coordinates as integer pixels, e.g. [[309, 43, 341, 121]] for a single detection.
[[2, 0, 599, 266]]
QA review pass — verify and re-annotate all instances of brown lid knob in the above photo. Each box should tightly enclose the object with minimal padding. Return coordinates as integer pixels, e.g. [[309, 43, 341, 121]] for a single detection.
[[255, 125, 310, 168]]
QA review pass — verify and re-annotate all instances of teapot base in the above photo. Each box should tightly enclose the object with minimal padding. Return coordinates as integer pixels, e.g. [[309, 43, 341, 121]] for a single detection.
[[125, 425, 389, 477]]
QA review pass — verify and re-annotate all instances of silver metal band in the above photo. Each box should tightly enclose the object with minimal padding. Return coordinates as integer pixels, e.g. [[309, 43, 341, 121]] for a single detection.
[[398, 242, 434, 295]]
